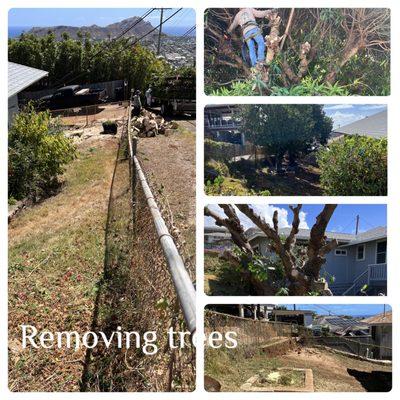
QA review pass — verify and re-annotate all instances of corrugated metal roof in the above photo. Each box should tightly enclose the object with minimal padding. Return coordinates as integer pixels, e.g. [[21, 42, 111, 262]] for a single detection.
[[332, 110, 387, 138], [8, 62, 48, 98]]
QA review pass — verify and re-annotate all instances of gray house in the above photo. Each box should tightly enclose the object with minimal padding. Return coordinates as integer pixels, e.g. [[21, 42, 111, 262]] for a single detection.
[[204, 226, 233, 251], [8, 62, 48, 126], [362, 311, 392, 359], [246, 226, 387, 296]]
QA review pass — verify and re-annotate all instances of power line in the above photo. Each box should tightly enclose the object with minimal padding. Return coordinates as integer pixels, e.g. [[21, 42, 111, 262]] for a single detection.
[[182, 25, 196, 37], [128, 8, 183, 48]]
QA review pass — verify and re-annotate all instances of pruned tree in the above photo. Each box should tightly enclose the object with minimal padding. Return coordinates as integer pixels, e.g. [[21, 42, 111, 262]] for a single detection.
[[205, 8, 390, 95], [205, 204, 338, 295]]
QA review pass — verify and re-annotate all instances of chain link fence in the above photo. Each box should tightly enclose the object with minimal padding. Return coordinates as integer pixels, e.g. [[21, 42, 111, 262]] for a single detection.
[[205, 310, 391, 361], [205, 310, 293, 347], [81, 126, 195, 392], [50, 101, 129, 127]]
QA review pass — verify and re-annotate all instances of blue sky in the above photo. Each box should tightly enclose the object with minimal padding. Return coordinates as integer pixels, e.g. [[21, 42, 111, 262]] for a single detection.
[[8, 8, 195, 28], [205, 204, 386, 234], [284, 304, 391, 317], [323, 104, 387, 129]]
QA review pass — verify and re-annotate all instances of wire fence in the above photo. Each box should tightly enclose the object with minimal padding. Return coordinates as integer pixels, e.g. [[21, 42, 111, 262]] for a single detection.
[[205, 311, 293, 347], [81, 112, 195, 392], [50, 101, 130, 127], [126, 107, 196, 390], [205, 311, 392, 361]]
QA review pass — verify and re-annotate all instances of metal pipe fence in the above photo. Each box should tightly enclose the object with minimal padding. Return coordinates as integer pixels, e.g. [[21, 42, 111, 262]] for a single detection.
[[123, 103, 196, 390]]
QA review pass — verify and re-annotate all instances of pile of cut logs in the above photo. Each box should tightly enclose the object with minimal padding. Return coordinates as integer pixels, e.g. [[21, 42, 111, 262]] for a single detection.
[[131, 109, 178, 137]]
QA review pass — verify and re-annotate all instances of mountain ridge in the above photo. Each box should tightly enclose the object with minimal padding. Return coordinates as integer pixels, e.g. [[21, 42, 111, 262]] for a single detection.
[[27, 16, 160, 41]]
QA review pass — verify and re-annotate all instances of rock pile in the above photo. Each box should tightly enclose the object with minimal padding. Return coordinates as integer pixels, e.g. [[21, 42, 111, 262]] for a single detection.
[[131, 109, 178, 137]]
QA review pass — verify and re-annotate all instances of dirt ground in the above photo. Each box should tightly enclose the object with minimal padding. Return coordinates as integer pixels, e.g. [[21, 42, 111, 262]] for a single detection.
[[206, 345, 392, 392], [281, 347, 392, 392], [137, 118, 196, 262], [52, 102, 129, 127], [227, 157, 323, 196]]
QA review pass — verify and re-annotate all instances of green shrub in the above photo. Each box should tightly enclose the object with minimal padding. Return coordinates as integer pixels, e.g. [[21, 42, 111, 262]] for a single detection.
[[204, 139, 238, 162], [270, 77, 351, 96], [204, 160, 230, 182], [8, 105, 76, 200], [317, 135, 387, 195]]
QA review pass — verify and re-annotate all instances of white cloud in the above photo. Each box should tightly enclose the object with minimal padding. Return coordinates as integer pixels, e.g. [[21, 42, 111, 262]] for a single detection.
[[324, 104, 355, 111], [360, 104, 386, 111], [204, 205, 309, 230], [330, 112, 363, 129]]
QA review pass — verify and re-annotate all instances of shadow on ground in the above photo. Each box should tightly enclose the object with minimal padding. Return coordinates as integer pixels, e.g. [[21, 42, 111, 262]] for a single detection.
[[347, 369, 392, 392]]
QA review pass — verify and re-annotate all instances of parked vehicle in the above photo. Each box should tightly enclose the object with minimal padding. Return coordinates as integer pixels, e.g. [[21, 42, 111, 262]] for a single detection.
[[151, 75, 196, 117], [38, 85, 108, 110]]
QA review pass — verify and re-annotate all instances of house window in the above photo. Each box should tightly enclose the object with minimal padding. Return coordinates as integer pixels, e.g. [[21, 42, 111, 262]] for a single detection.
[[376, 240, 387, 264], [356, 244, 365, 261], [335, 249, 347, 256]]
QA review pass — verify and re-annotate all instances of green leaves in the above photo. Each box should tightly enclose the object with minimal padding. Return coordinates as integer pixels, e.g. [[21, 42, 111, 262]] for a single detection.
[[317, 135, 387, 196], [8, 104, 76, 200]]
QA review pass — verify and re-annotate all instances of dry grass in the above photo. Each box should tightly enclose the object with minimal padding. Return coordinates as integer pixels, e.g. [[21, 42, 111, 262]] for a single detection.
[[137, 123, 196, 261], [8, 136, 118, 391]]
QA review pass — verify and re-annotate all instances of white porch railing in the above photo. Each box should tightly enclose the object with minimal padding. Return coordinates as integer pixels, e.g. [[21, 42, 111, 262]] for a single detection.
[[369, 263, 387, 281], [341, 263, 387, 295]]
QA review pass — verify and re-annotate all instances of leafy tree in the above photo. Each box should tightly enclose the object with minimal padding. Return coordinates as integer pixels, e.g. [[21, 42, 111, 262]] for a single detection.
[[317, 135, 387, 195], [239, 104, 332, 169], [8, 105, 76, 200], [205, 8, 390, 96], [8, 32, 173, 92]]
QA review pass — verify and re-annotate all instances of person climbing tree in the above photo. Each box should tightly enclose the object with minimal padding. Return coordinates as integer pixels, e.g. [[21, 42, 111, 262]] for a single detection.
[[227, 8, 276, 69]]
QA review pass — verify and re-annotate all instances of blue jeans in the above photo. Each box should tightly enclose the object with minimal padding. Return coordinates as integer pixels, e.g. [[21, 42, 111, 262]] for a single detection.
[[244, 27, 265, 67]]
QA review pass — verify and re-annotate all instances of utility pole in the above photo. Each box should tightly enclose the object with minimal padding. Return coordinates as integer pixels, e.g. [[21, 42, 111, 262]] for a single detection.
[[156, 8, 172, 55], [355, 215, 360, 235]]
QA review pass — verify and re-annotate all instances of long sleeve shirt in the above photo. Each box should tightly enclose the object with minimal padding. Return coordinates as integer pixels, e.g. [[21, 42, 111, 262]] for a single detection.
[[228, 8, 274, 36]]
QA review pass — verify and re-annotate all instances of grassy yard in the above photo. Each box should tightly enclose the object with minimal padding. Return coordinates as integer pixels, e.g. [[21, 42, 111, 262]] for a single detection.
[[8, 137, 118, 391]]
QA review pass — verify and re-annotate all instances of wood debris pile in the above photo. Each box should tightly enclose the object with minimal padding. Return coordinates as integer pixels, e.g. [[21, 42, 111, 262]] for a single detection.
[[131, 109, 178, 137]]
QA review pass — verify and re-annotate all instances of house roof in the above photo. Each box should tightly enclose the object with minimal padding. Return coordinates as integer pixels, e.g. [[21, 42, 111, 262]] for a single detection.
[[271, 310, 314, 316], [246, 226, 386, 247], [362, 311, 392, 325], [332, 109, 387, 139], [246, 227, 354, 243], [204, 226, 229, 234], [8, 62, 48, 98], [314, 315, 369, 333], [340, 226, 387, 247]]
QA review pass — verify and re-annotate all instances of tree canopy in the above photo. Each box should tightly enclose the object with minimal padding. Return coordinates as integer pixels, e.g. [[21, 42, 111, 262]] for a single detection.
[[205, 8, 390, 95], [8, 32, 177, 92], [239, 104, 332, 168]]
